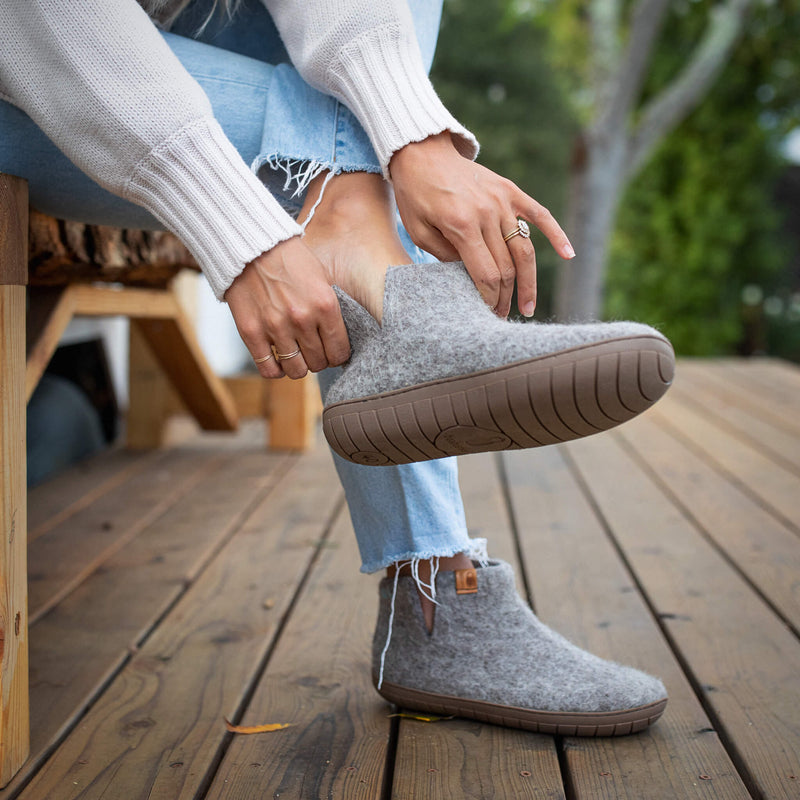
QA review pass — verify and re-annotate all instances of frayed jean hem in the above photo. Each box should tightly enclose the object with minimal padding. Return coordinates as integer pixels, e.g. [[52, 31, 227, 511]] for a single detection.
[[253, 153, 382, 220], [359, 537, 490, 575]]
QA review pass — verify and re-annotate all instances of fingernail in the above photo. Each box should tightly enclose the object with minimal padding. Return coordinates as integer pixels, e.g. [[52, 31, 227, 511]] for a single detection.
[[521, 302, 535, 317], [564, 243, 576, 259]]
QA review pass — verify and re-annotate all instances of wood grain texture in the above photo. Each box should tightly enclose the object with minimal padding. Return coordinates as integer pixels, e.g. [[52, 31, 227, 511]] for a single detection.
[[17, 445, 342, 800], [205, 507, 390, 800], [0, 175, 29, 787], [26, 449, 156, 541], [132, 312, 238, 434], [7, 357, 800, 798], [677, 360, 800, 438], [126, 323, 181, 449], [0, 286, 30, 786], [616, 413, 800, 633], [24, 287, 75, 402], [458, 452, 525, 586], [0, 176, 27, 286], [27, 449, 219, 623], [390, 452, 565, 800], [669, 363, 800, 474], [715, 357, 800, 401], [0, 449, 288, 798], [67, 284, 179, 318], [27, 210, 197, 288], [23, 284, 238, 436], [267, 373, 321, 451], [503, 444, 750, 800], [567, 430, 800, 799], [649, 391, 800, 530]]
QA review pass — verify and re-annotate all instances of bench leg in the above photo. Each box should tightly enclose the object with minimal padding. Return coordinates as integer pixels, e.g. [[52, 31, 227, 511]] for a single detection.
[[267, 374, 321, 451], [127, 322, 177, 449], [0, 175, 30, 786]]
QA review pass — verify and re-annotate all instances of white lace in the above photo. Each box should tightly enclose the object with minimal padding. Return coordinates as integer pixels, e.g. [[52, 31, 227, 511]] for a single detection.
[[376, 539, 489, 690]]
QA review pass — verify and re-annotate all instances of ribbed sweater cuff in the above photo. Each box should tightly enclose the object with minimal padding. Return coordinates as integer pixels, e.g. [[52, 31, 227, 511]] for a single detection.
[[328, 24, 480, 177], [124, 117, 302, 299]]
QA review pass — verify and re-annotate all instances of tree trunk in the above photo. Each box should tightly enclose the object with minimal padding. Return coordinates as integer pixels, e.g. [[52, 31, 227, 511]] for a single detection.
[[555, 130, 627, 320], [551, 0, 755, 321]]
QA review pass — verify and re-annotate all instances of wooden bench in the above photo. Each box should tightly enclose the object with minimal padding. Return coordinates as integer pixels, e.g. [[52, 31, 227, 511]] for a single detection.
[[0, 173, 319, 785]]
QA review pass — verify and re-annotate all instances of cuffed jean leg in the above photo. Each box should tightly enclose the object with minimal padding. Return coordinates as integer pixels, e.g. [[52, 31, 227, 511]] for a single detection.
[[319, 366, 473, 574]]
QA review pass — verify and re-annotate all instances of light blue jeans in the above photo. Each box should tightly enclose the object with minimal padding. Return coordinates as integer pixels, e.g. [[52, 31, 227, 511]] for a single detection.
[[0, 0, 473, 573]]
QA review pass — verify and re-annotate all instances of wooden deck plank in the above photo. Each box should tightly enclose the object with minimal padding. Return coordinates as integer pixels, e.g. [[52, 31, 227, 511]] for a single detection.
[[204, 507, 390, 800], [717, 357, 800, 397], [26, 448, 230, 624], [8, 359, 799, 799], [459, 452, 525, 592], [502, 444, 751, 800], [615, 413, 800, 633], [567, 431, 800, 800], [649, 395, 800, 530], [677, 360, 800, 438], [671, 364, 800, 472], [27, 448, 156, 540], [390, 452, 566, 800], [16, 445, 342, 800], [0, 448, 289, 799]]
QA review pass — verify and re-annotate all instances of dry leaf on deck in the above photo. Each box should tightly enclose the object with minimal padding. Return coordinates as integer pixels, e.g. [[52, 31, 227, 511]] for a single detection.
[[387, 712, 455, 723], [224, 718, 292, 734]]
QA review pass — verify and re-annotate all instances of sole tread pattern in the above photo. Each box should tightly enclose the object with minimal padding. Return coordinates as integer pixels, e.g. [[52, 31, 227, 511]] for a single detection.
[[324, 336, 675, 466]]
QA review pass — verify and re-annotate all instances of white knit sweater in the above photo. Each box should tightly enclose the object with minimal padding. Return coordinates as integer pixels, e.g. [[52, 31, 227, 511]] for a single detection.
[[0, 0, 478, 298]]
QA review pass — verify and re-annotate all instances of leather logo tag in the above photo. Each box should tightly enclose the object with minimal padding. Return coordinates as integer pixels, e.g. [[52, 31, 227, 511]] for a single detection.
[[455, 567, 478, 595]]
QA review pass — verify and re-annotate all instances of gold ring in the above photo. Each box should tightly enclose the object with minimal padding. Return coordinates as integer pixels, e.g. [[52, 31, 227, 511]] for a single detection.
[[503, 219, 531, 243], [253, 353, 274, 364], [275, 347, 302, 361]]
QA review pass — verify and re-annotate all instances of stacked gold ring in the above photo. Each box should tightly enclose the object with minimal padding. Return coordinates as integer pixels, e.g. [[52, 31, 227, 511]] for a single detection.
[[275, 347, 302, 361], [503, 219, 531, 243]]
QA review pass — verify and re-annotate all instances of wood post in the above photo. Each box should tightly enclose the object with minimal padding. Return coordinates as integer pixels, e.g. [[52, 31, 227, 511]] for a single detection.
[[0, 174, 30, 786], [267, 374, 321, 451], [127, 323, 179, 449]]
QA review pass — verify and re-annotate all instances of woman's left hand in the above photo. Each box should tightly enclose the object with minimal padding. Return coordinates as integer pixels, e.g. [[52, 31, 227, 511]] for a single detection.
[[389, 132, 575, 318]]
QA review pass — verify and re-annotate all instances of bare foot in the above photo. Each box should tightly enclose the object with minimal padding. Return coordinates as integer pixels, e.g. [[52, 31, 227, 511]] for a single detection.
[[387, 553, 474, 633], [300, 171, 410, 323]]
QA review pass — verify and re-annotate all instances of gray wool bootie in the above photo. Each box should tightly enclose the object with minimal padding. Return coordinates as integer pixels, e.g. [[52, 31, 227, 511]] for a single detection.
[[373, 560, 667, 736], [323, 262, 674, 466]]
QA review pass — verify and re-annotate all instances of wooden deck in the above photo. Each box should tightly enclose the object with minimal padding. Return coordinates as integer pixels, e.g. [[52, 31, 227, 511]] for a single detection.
[[4, 357, 799, 799]]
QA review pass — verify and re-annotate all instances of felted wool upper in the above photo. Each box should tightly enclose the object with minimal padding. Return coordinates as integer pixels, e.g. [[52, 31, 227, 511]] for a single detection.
[[325, 262, 668, 406], [373, 560, 667, 713]]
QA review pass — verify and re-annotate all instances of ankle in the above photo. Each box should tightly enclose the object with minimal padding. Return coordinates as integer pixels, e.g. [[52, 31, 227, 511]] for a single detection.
[[300, 171, 410, 324], [386, 553, 474, 634], [385, 552, 473, 580]]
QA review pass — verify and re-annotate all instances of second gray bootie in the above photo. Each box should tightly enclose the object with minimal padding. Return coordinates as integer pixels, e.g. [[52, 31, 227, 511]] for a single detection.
[[373, 560, 668, 736], [323, 262, 674, 466]]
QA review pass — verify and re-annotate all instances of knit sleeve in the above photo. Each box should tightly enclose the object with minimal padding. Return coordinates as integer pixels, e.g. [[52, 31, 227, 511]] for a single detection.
[[261, 0, 480, 177], [0, 0, 301, 299]]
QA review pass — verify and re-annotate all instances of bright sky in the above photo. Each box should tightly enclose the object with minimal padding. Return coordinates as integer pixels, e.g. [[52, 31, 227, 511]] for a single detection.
[[783, 129, 800, 164]]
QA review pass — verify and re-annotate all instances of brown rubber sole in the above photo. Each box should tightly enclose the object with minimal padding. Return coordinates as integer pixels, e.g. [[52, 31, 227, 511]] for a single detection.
[[377, 680, 668, 737], [324, 335, 675, 466]]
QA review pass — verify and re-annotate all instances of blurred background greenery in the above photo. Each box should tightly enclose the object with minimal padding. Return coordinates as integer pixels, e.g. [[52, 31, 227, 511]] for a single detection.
[[431, 0, 800, 361]]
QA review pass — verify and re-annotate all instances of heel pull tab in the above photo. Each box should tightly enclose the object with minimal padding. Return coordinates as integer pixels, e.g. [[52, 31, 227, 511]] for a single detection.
[[455, 567, 478, 595]]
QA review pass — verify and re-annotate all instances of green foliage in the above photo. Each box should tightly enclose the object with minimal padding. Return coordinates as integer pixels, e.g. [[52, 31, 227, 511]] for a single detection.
[[431, 0, 799, 351], [605, 0, 800, 357], [431, 0, 577, 312]]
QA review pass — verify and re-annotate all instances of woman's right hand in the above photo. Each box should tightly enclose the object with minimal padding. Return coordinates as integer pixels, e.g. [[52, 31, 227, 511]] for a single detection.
[[224, 236, 351, 379]]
